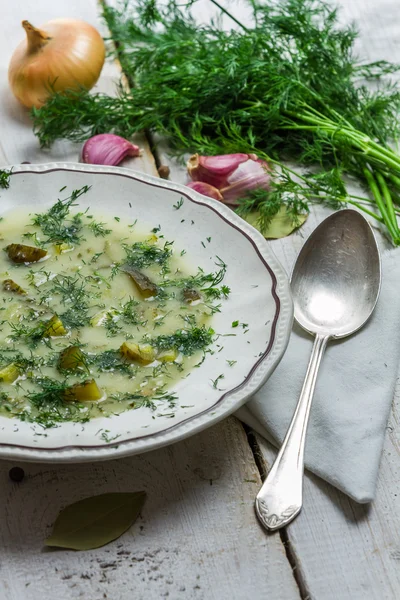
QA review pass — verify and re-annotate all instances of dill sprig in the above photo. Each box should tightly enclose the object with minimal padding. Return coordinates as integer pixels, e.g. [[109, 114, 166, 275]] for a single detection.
[[32, 186, 90, 245], [88, 220, 112, 237], [31, 0, 400, 243]]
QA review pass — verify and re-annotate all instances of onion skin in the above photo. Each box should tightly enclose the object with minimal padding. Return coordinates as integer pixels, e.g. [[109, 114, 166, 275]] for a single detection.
[[8, 19, 105, 109]]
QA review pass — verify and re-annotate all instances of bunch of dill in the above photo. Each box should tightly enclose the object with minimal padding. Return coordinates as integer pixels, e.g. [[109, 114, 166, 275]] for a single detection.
[[31, 0, 400, 242]]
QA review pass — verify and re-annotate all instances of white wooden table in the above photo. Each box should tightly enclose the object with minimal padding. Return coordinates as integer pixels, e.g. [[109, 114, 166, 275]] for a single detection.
[[1, 1, 400, 599]]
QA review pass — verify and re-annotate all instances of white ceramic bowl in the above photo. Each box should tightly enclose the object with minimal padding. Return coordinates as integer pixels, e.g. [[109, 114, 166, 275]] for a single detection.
[[0, 163, 293, 462]]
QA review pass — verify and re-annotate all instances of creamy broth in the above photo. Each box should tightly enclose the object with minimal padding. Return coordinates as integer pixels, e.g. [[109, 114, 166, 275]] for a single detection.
[[0, 187, 227, 427]]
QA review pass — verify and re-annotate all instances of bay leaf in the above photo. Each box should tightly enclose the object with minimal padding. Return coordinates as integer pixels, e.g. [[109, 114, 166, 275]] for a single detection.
[[45, 491, 146, 551], [243, 207, 308, 239]]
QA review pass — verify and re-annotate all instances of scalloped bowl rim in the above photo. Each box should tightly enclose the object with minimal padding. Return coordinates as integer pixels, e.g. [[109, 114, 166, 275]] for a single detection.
[[0, 163, 293, 462]]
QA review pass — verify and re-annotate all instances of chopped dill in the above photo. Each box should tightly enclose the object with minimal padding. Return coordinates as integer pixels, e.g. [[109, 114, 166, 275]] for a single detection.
[[0, 168, 12, 189], [173, 198, 184, 210], [104, 312, 123, 337], [8, 321, 47, 348], [151, 325, 215, 356], [32, 186, 90, 244], [113, 390, 178, 412], [123, 240, 173, 272], [89, 350, 134, 375], [211, 374, 225, 389], [162, 256, 230, 300], [23, 377, 90, 428], [88, 220, 112, 237]]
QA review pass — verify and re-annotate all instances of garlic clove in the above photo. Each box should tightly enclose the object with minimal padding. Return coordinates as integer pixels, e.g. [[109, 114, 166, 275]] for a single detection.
[[82, 134, 141, 166], [186, 181, 223, 201], [221, 158, 271, 203], [187, 153, 250, 188]]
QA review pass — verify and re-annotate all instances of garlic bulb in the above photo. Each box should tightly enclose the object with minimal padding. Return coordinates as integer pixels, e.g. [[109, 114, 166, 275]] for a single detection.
[[187, 153, 271, 205], [8, 19, 105, 109]]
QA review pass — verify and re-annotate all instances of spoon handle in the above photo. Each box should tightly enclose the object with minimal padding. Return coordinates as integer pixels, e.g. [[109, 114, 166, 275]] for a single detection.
[[255, 333, 329, 531]]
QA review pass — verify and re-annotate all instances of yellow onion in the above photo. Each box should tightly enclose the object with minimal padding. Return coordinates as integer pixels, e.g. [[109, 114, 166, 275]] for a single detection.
[[8, 19, 105, 109]]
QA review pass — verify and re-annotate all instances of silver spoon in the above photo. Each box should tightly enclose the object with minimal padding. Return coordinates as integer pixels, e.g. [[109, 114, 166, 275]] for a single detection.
[[255, 209, 381, 531]]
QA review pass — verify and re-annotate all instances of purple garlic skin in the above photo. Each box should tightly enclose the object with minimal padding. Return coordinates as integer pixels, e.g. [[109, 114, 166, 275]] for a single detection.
[[186, 181, 223, 201], [186, 153, 270, 205], [82, 134, 141, 166]]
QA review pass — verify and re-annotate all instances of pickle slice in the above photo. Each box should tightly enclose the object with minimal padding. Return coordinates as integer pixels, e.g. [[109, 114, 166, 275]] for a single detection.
[[58, 346, 86, 371], [44, 316, 67, 337], [183, 288, 201, 303], [64, 379, 103, 402], [6, 243, 47, 264], [120, 341, 156, 364], [123, 266, 158, 298], [157, 348, 178, 362], [0, 363, 19, 383], [3, 279, 26, 295]]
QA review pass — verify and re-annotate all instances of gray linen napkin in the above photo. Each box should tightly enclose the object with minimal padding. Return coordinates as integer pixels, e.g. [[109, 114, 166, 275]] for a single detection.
[[236, 250, 400, 503]]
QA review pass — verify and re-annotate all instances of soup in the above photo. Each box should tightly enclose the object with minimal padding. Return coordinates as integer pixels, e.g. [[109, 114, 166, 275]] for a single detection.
[[0, 186, 229, 427]]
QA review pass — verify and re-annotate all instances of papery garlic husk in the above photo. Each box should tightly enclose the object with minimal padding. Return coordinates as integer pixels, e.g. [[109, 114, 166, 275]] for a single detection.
[[82, 134, 141, 166], [187, 153, 271, 204], [186, 181, 223, 201], [8, 19, 105, 109]]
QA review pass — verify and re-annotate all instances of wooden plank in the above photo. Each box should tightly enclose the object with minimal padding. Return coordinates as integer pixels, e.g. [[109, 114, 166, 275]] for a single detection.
[[0, 418, 299, 600], [256, 422, 400, 600], [0, 2, 300, 599]]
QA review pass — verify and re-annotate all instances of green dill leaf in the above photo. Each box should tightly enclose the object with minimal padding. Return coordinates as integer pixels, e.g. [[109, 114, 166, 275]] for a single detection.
[[0, 168, 12, 189], [173, 198, 184, 210]]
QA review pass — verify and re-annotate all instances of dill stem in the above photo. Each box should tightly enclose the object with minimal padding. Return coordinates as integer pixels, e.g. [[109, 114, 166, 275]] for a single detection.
[[368, 140, 400, 167], [388, 173, 400, 189], [208, 0, 248, 31], [346, 200, 383, 222], [365, 148, 400, 173], [376, 172, 400, 234], [363, 167, 399, 242]]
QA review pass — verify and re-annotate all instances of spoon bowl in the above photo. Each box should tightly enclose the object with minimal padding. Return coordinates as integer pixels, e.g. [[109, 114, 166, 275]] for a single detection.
[[255, 209, 381, 531], [292, 210, 381, 338]]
